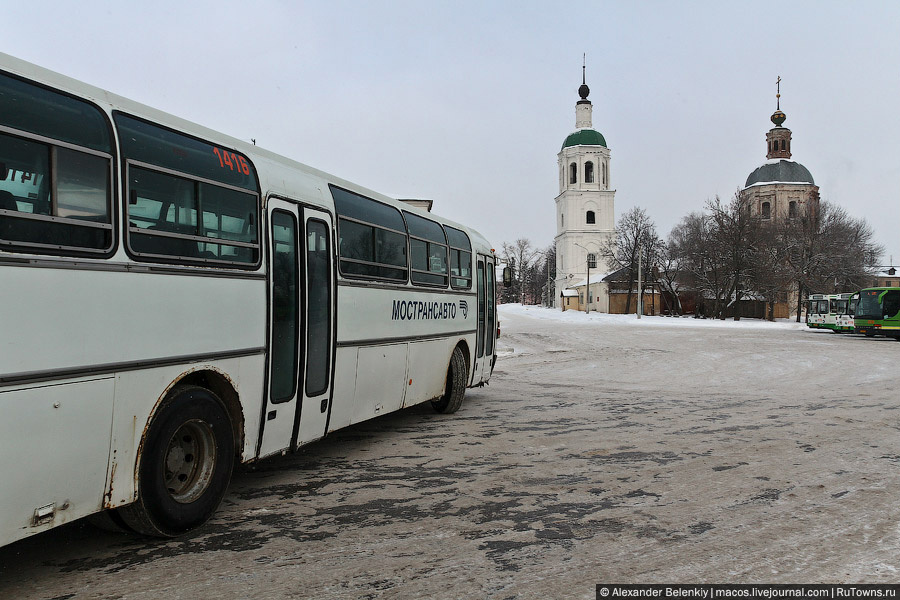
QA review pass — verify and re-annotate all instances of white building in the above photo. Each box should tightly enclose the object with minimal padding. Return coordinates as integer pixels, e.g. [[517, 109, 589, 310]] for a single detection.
[[554, 68, 615, 309]]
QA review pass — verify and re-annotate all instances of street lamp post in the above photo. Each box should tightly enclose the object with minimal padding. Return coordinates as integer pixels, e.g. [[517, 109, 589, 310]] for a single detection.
[[574, 243, 591, 315]]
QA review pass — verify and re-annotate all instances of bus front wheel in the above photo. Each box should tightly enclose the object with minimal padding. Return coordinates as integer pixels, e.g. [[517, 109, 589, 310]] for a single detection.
[[119, 385, 235, 537], [431, 346, 467, 414]]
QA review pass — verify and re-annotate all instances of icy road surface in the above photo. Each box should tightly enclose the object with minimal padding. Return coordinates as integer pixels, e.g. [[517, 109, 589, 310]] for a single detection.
[[2, 304, 900, 599]]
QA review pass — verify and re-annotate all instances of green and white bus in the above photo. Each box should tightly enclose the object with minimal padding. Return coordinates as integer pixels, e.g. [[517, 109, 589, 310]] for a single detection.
[[806, 294, 829, 329], [854, 288, 900, 338], [807, 293, 856, 332], [834, 292, 858, 333]]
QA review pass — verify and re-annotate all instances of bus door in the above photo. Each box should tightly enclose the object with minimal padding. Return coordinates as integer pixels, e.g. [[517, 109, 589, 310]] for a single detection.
[[259, 200, 334, 457], [295, 208, 334, 447], [471, 255, 497, 384]]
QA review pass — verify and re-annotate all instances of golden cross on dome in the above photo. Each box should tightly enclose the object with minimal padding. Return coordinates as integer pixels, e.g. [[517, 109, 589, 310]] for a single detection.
[[776, 76, 781, 110]]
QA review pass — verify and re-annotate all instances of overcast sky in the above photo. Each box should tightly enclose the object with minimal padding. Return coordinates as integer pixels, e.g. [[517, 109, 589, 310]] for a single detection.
[[7, 1, 900, 264]]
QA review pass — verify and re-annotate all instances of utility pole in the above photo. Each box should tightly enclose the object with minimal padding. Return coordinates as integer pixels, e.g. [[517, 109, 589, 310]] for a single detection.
[[546, 253, 552, 308], [574, 242, 591, 314], [637, 244, 643, 319], [585, 257, 591, 314]]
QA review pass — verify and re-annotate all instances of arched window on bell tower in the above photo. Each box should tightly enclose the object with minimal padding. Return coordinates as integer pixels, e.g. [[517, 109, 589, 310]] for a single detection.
[[586, 210, 596, 224], [587, 253, 597, 269], [585, 161, 594, 183], [569, 163, 577, 185], [762, 201, 771, 219]]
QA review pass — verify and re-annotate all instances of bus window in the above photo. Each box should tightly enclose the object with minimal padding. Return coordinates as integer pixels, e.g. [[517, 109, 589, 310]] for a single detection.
[[405, 211, 448, 287], [270, 211, 299, 403], [446, 226, 472, 290], [882, 290, 900, 319], [476, 260, 485, 358], [0, 72, 113, 255], [331, 185, 407, 282], [830, 299, 847, 315], [305, 219, 331, 397], [116, 113, 260, 267], [857, 290, 882, 319], [486, 262, 495, 356]]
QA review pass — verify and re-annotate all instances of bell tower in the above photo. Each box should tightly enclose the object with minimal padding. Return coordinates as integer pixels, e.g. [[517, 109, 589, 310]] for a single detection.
[[554, 59, 616, 308]]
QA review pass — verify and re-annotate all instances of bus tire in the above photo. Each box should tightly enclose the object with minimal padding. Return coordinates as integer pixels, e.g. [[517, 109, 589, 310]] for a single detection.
[[86, 508, 133, 533], [432, 346, 467, 414], [118, 385, 235, 537]]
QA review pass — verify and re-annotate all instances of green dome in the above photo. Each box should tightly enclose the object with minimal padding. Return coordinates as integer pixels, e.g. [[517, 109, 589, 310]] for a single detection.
[[562, 128, 607, 149]]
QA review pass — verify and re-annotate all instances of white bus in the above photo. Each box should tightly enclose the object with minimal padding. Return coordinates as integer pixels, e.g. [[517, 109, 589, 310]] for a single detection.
[[806, 294, 828, 328], [0, 53, 498, 546]]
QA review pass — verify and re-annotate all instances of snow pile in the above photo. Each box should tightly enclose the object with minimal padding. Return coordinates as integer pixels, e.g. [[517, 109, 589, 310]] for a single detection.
[[498, 303, 809, 331]]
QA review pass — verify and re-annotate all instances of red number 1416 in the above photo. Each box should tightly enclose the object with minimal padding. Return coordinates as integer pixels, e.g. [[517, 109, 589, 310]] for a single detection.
[[213, 147, 250, 175]]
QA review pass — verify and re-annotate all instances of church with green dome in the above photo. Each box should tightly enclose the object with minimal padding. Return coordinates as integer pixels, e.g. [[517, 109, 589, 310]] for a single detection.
[[554, 66, 616, 310]]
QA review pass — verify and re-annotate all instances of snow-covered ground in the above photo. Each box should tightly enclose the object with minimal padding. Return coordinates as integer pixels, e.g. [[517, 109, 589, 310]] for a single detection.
[[4, 305, 899, 597], [500, 302, 808, 330]]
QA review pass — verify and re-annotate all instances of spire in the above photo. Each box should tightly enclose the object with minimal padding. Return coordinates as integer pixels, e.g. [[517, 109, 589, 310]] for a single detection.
[[766, 76, 792, 159], [575, 54, 592, 129], [578, 53, 590, 101], [771, 75, 786, 127]]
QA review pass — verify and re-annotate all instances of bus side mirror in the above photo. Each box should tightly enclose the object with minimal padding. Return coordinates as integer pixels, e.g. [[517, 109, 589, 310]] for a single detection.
[[502, 266, 513, 287]]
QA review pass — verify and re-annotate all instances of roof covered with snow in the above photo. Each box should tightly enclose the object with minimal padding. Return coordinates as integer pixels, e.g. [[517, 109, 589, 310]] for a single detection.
[[745, 159, 815, 188], [569, 274, 610, 288]]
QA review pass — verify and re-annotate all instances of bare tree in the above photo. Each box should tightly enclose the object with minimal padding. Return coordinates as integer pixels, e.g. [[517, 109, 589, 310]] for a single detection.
[[706, 192, 762, 320], [669, 196, 882, 322], [600, 207, 662, 314], [501, 238, 539, 304], [533, 244, 556, 307], [657, 236, 685, 315], [668, 211, 729, 318], [749, 223, 794, 320], [781, 200, 882, 319]]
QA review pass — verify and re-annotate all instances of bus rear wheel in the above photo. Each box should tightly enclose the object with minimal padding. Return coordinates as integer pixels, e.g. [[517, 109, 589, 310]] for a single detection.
[[118, 385, 235, 537], [432, 346, 467, 414]]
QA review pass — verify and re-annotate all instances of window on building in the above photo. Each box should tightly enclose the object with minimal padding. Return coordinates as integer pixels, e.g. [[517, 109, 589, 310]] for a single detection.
[[602, 162, 607, 187], [761, 201, 771, 219], [561, 213, 564, 228], [569, 162, 577, 184], [585, 161, 594, 183], [781, 139, 786, 151], [587, 253, 597, 269], [586, 210, 595, 224], [789, 201, 797, 218]]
